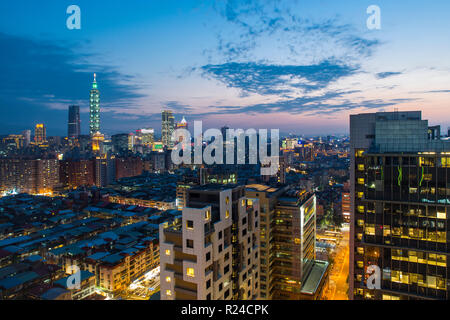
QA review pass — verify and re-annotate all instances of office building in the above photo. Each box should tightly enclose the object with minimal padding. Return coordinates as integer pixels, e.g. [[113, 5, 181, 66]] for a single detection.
[[89, 73, 100, 136], [162, 110, 175, 149], [68, 105, 81, 139], [160, 185, 260, 300], [350, 111, 450, 300]]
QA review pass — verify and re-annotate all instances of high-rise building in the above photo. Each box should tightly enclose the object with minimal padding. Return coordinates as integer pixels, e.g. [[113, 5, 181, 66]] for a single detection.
[[68, 105, 81, 139], [89, 73, 100, 136], [246, 185, 328, 300], [22, 130, 31, 147], [350, 111, 450, 300], [160, 185, 260, 300], [111, 134, 129, 155], [342, 181, 351, 223], [162, 110, 175, 149], [34, 124, 46, 145]]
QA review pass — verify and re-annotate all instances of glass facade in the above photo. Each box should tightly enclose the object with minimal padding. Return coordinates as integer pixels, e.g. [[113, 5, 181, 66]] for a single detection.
[[354, 152, 450, 300]]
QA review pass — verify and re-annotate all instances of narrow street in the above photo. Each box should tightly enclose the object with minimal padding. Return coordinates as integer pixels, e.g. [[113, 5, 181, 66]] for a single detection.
[[324, 228, 349, 300]]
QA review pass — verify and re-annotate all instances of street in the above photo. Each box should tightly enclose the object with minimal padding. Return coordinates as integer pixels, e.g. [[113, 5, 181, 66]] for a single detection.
[[323, 227, 349, 300]]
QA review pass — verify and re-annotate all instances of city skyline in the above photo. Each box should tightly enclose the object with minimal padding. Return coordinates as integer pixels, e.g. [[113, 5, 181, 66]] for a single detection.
[[1, 1, 450, 136]]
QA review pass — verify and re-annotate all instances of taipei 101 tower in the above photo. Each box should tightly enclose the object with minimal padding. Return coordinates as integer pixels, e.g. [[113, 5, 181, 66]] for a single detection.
[[89, 73, 100, 136]]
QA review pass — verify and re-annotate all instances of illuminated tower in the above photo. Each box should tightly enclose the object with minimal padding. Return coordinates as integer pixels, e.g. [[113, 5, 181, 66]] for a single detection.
[[34, 124, 46, 145], [89, 73, 100, 136]]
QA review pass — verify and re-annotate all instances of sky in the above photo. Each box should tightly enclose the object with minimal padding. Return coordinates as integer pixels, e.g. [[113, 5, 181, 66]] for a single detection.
[[0, 0, 450, 136]]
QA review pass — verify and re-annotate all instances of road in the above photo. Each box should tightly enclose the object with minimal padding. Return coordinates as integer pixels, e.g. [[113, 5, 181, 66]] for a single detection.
[[323, 228, 349, 300]]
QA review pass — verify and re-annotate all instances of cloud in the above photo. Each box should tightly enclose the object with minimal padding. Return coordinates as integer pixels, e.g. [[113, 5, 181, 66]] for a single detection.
[[200, 60, 359, 97], [194, 90, 402, 118], [376, 72, 403, 79], [209, 0, 381, 63]]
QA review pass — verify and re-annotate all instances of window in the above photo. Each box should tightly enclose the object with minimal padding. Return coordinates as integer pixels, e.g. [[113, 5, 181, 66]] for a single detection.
[[219, 244, 223, 253], [165, 276, 171, 283], [224, 252, 230, 261], [219, 283, 223, 291], [225, 196, 230, 204], [357, 192, 364, 199], [186, 220, 194, 230], [219, 231, 223, 239], [186, 239, 194, 249], [205, 210, 211, 220], [166, 290, 172, 296], [206, 279, 211, 289], [224, 265, 230, 274], [358, 164, 365, 171], [187, 268, 195, 277], [224, 289, 230, 299], [225, 210, 230, 219], [242, 229, 247, 236], [242, 217, 247, 225], [358, 178, 365, 185], [206, 252, 211, 261], [206, 293, 211, 300], [165, 249, 171, 256]]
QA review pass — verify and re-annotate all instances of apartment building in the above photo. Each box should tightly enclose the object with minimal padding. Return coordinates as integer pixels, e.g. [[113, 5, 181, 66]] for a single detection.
[[350, 111, 450, 300], [246, 184, 329, 300], [160, 184, 260, 300]]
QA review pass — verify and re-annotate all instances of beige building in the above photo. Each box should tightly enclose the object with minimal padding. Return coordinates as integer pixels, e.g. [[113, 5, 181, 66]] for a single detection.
[[160, 185, 260, 300]]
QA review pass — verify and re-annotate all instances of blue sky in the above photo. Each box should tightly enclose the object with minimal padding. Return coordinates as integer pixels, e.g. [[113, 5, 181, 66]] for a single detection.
[[1, 0, 450, 136]]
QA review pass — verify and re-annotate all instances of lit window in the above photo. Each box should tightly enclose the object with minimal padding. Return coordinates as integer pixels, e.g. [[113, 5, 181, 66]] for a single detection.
[[357, 192, 364, 199], [358, 164, 365, 171], [165, 249, 171, 256], [357, 206, 365, 213], [225, 210, 230, 219], [437, 211, 446, 219], [166, 276, 171, 283], [205, 210, 211, 220], [242, 199, 246, 206], [166, 290, 172, 296], [226, 197, 230, 205], [294, 238, 301, 245], [186, 220, 194, 230], [358, 178, 365, 185], [356, 150, 364, 158], [357, 247, 364, 255], [187, 268, 195, 277]]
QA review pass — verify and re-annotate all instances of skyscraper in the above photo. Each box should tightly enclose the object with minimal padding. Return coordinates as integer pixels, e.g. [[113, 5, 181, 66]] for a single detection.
[[89, 73, 100, 136], [34, 124, 46, 145], [161, 110, 175, 149], [350, 111, 450, 300], [68, 105, 81, 139]]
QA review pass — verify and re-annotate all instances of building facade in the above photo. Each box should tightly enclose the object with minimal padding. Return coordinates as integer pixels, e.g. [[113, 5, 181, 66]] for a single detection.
[[161, 110, 175, 149], [89, 74, 100, 136], [350, 111, 450, 300], [160, 185, 260, 300], [68, 105, 81, 139]]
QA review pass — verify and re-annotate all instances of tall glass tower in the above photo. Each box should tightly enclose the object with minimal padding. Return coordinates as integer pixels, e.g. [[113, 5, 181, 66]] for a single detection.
[[89, 73, 100, 136], [161, 110, 175, 149]]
